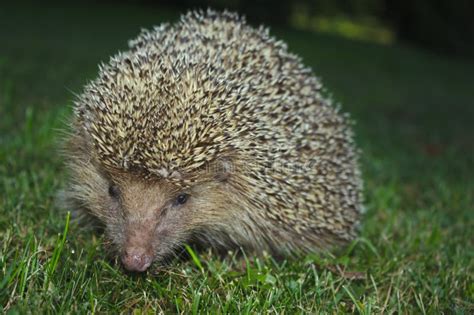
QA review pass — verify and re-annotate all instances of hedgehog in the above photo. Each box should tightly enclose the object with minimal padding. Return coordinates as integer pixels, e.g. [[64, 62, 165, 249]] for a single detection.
[[62, 10, 363, 272]]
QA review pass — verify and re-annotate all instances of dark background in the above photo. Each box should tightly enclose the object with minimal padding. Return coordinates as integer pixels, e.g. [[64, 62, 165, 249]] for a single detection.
[[115, 0, 474, 58]]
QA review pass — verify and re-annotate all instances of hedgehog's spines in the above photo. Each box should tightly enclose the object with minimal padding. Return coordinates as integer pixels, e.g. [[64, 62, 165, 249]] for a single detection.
[[70, 9, 363, 253]]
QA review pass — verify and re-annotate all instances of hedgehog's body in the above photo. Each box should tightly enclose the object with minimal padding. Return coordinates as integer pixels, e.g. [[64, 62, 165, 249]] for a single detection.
[[64, 10, 363, 272]]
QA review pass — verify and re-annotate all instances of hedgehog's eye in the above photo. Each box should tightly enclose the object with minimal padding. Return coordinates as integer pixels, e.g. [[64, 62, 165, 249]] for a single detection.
[[108, 184, 120, 199], [175, 193, 189, 206]]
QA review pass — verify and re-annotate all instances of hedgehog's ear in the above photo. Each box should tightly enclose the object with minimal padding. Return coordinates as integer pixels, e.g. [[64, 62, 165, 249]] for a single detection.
[[212, 158, 234, 182]]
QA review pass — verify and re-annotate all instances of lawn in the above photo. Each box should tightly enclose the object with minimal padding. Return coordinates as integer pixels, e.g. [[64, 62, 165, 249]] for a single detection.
[[1, 2, 473, 313]]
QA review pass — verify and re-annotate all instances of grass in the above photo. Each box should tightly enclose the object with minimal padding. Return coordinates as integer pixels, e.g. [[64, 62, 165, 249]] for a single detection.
[[1, 1, 473, 313]]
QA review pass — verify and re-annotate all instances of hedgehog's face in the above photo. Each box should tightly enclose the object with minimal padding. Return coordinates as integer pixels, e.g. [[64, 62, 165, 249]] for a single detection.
[[103, 177, 195, 272], [73, 164, 231, 272]]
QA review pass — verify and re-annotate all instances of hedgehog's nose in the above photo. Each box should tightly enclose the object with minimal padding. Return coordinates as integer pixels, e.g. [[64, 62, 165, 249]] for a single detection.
[[121, 248, 153, 272]]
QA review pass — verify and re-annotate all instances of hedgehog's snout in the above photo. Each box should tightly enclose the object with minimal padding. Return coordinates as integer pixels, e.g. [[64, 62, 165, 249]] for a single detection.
[[120, 218, 157, 272], [121, 246, 153, 272]]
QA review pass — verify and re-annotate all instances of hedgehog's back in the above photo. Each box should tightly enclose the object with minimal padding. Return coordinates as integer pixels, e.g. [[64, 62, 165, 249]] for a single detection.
[[78, 10, 324, 178]]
